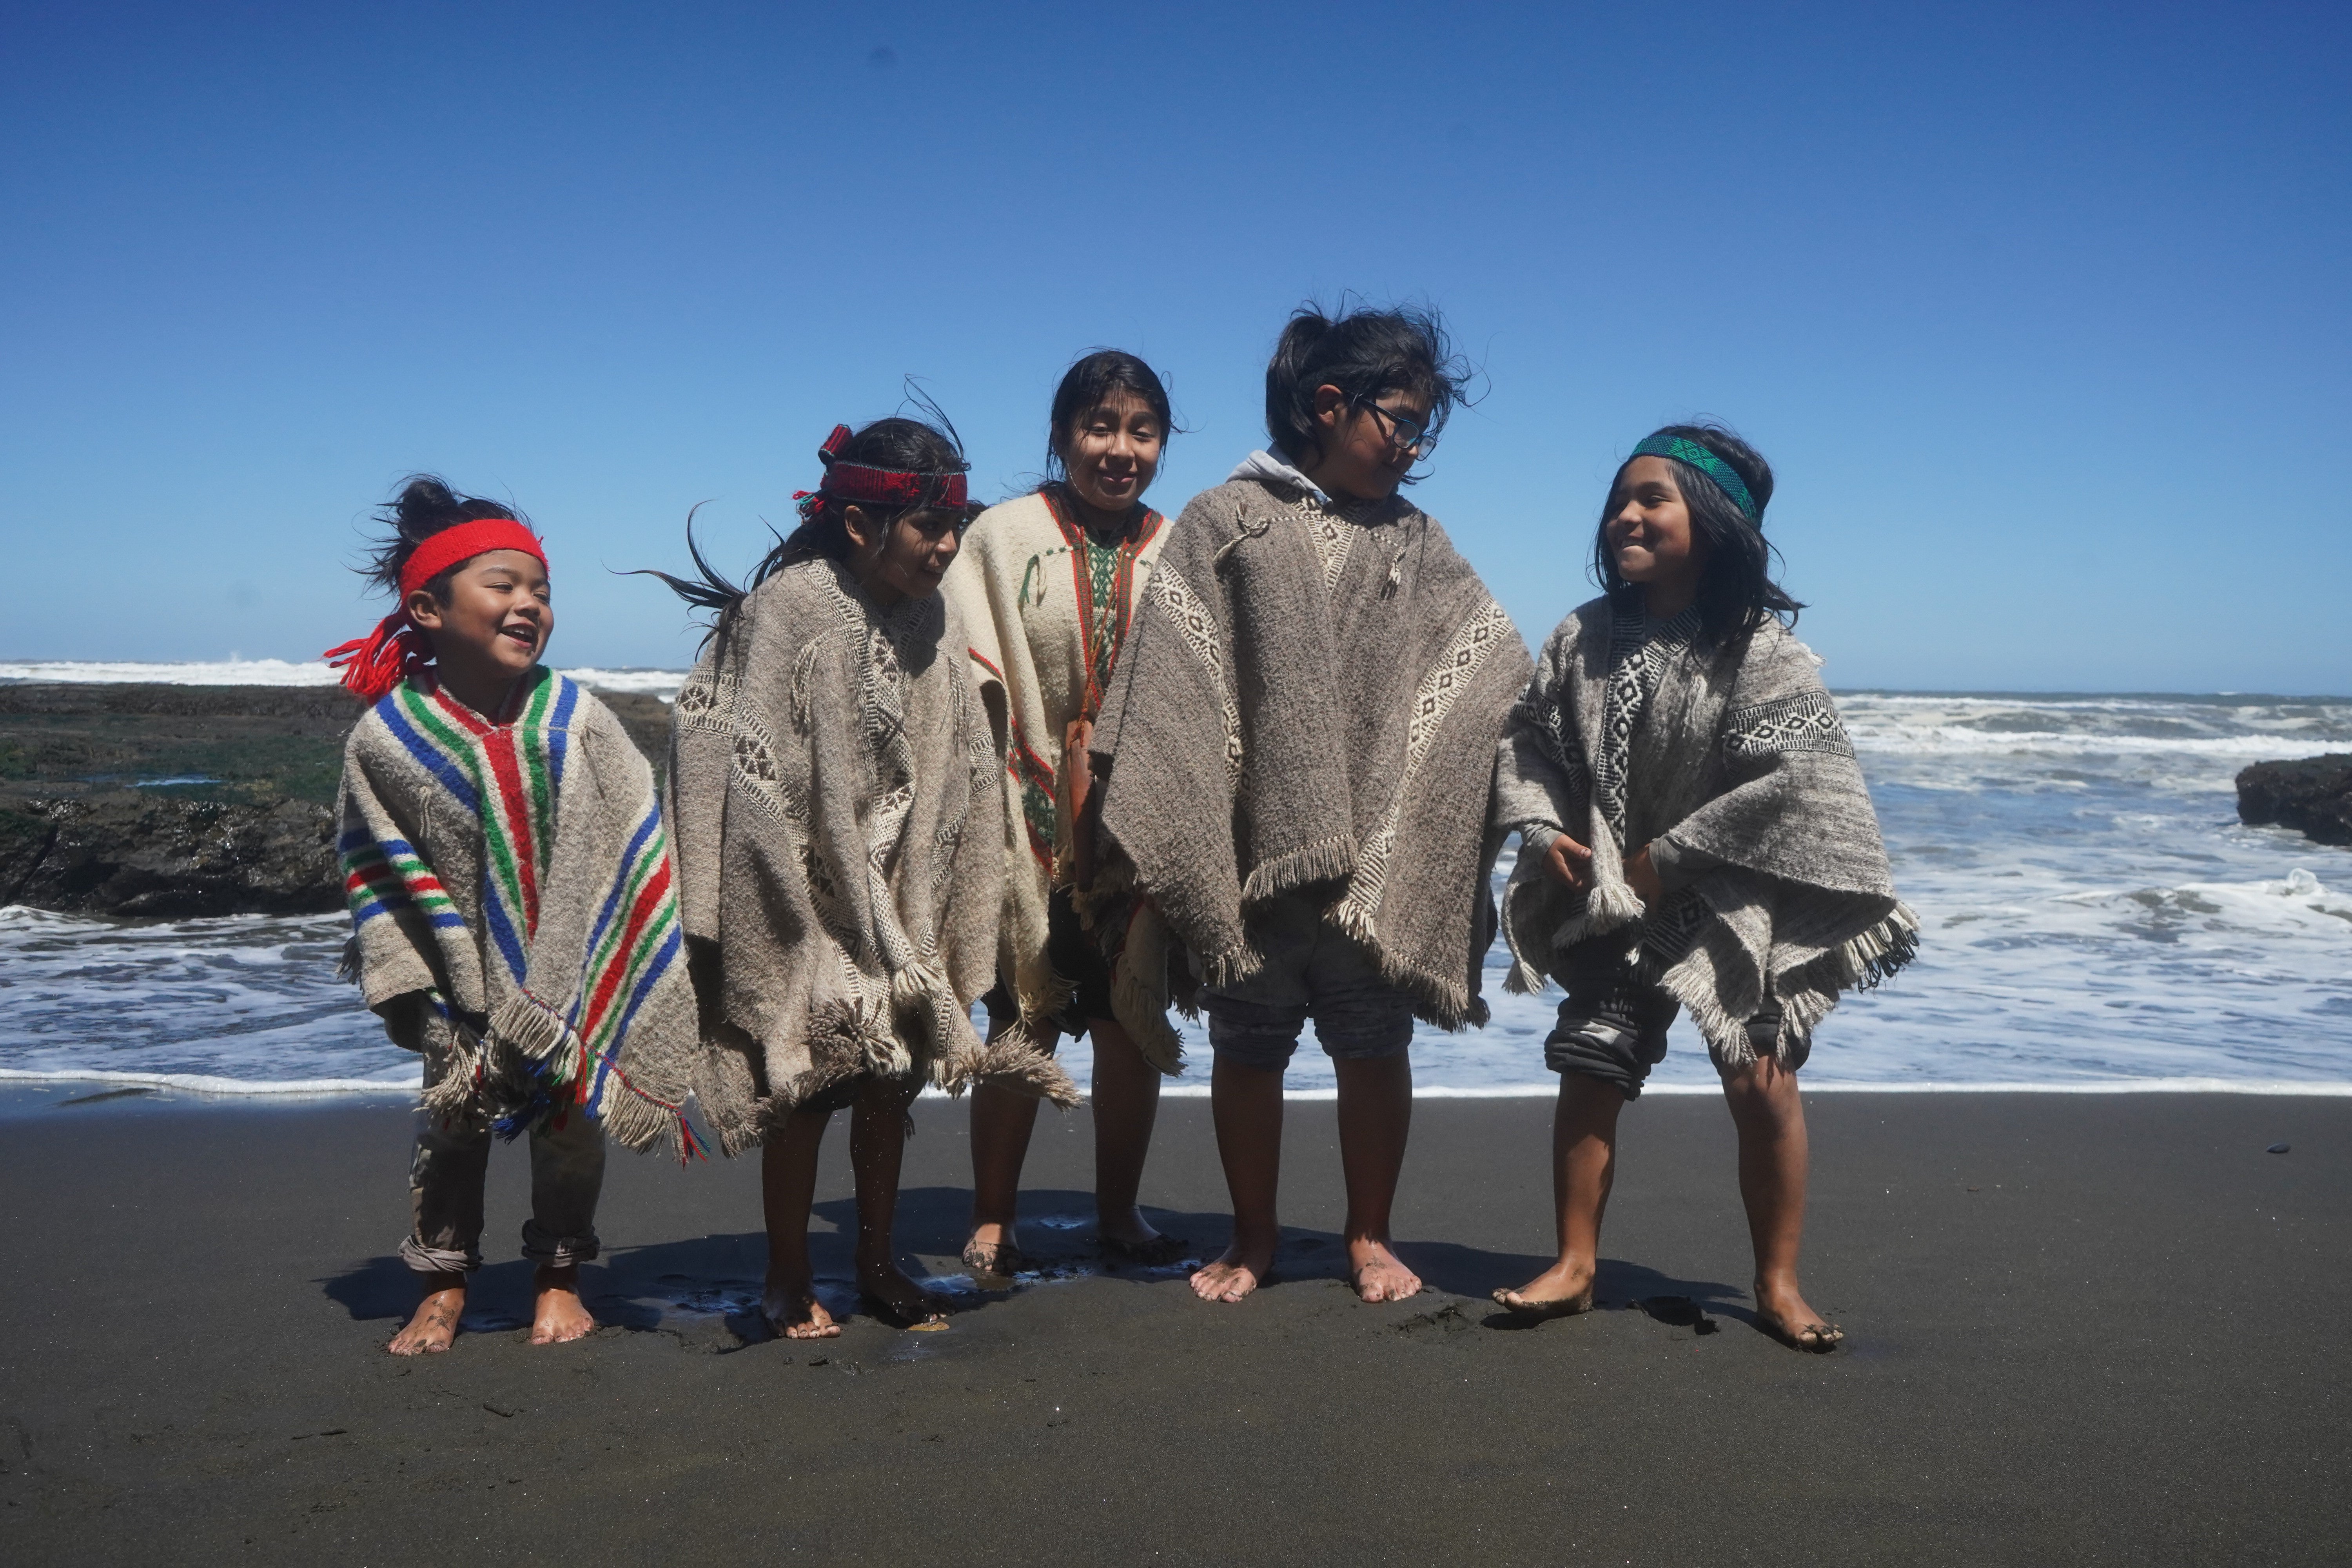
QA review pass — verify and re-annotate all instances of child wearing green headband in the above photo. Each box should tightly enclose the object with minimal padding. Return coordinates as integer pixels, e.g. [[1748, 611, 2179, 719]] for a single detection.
[[1486, 423, 1917, 1351]]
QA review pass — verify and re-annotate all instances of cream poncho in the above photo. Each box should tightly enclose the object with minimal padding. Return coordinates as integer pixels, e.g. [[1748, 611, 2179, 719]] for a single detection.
[[938, 489, 1181, 1067], [1493, 595, 1918, 1065], [337, 668, 703, 1157], [668, 556, 1076, 1154]]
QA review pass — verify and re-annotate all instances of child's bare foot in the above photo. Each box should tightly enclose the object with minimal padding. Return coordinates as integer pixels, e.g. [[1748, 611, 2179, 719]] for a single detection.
[[529, 1265, 595, 1345], [1190, 1235, 1275, 1303], [858, 1263, 951, 1328], [959, 1220, 1028, 1276], [1346, 1237, 1422, 1303], [388, 1279, 465, 1355], [1492, 1256, 1597, 1318], [762, 1273, 841, 1339], [1753, 1276, 1842, 1352]]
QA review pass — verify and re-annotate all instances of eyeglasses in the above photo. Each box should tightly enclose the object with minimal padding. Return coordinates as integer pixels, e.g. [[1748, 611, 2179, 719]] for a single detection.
[[1352, 395, 1437, 457]]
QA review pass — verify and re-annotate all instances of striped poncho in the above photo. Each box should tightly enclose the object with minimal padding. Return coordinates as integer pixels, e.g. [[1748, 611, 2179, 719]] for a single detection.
[[337, 666, 704, 1157], [939, 489, 1181, 1067]]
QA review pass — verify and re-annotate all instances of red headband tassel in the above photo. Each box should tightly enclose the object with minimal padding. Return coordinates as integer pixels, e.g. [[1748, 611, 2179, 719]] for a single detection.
[[324, 611, 428, 703]]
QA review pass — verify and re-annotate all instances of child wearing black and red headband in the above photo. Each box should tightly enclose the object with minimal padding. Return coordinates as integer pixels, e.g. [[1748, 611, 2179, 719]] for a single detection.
[[1488, 424, 1916, 1351], [331, 476, 702, 1356], [651, 413, 1074, 1339]]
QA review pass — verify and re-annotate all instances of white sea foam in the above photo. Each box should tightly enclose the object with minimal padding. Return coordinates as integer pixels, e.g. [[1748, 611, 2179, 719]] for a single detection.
[[3, 688, 2348, 1098]]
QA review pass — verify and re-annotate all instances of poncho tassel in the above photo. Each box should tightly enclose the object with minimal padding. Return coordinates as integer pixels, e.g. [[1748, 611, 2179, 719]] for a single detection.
[[1238, 833, 1356, 907]]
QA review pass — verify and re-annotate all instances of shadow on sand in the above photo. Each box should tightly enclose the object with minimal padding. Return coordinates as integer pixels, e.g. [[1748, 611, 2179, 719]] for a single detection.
[[318, 1184, 1748, 1346]]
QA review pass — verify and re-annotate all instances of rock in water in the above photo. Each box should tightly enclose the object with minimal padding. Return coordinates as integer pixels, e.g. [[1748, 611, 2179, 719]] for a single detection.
[[2235, 754, 2352, 848]]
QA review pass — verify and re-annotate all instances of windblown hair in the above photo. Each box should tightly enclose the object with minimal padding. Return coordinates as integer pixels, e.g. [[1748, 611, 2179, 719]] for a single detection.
[[642, 409, 969, 633], [1263, 301, 1475, 477], [1592, 422, 1803, 646], [1041, 349, 1177, 487], [359, 476, 523, 604]]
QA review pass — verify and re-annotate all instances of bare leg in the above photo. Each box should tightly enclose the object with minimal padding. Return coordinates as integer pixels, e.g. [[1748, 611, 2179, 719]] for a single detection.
[[1088, 1016, 1166, 1247], [853, 1074, 950, 1326], [1333, 1053, 1421, 1302], [1495, 1073, 1626, 1314], [1721, 1054, 1840, 1350], [761, 1106, 840, 1339], [529, 1263, 595, 1344], [1191, 1054, 1283, 1303], [388, 1272, 466, 1354], [965, 1013, 1047, 1272]]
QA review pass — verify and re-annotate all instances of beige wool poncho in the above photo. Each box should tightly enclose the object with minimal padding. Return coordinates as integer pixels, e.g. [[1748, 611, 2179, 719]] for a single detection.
[[939, 489, 1181, 1067], [1493, 595, 1919, 1065], [669, 555, 1076, 1155], [1093, 464, 1533, 1028], [338, 668, 704, 1156]]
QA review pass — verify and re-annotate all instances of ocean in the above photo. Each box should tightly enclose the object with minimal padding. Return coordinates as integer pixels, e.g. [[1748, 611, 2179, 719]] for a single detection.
[[4, 662, 2349, 1099]]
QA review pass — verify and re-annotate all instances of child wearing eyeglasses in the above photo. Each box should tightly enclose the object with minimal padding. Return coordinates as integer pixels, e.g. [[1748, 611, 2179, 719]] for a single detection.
[[651, 411, 1076, 1339], [1090, 304, 1532, 1305], [1487, 423, 1916, 1351]]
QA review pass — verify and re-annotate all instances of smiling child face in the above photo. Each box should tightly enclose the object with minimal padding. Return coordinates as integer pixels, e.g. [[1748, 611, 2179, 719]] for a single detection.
[[1060, 389, 1165, 517], [406, 548, 554, 702], [1606, 456, 1710, 588]]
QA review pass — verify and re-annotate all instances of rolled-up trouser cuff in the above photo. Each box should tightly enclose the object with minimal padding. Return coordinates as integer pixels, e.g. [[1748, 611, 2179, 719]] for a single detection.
[[1545, 985, 1677, 1100], [520, 1218, 601, 1268], [1206, 990, 1415, 1071], [399, 1236, 482, 1276]]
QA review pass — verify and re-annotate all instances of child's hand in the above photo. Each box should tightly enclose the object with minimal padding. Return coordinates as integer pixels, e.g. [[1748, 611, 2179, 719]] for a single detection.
[[1542, 834, 1593, 890], [1626, 844, 1664, 908]]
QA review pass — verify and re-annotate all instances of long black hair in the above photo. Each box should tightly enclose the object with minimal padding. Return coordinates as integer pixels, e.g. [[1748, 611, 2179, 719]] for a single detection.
[[1592, 422, 1803, 645], [642, 403, 969, 630], [359, 475, 523, 603], [1263, 301, 1475, 477], [1042, 348, 1177, 487]]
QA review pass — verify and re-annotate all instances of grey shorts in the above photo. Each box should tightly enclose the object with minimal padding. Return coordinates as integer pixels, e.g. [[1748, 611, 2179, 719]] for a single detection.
[[1546, 937, 1803, 1100], [1204, 896, 1417, 1071]]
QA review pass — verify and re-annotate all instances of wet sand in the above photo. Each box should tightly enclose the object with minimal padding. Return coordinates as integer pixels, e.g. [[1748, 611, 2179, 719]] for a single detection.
[[2, 1086, 2346, 1563]]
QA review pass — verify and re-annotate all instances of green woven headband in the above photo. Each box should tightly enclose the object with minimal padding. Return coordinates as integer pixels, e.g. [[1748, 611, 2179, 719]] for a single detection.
[[1628, 434, 1759, 523]]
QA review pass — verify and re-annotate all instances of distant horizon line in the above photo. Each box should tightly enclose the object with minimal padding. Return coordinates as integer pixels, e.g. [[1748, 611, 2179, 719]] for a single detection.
[[4, 657, 2347, 705]]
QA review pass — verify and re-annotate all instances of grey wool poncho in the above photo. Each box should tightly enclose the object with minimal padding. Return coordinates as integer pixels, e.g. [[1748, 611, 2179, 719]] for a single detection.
[[1092, 467, 1533, 1028], [1493, 595, 1919, 1065], [338, 668, 704, 1157], [669, 556, 1076, 1156]]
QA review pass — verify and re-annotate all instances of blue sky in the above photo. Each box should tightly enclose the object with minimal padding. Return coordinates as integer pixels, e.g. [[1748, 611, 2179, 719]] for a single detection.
[[3, 2, 2346, 691]]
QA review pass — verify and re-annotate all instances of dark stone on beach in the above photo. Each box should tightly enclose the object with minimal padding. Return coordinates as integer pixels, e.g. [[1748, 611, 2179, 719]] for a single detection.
[[2235, 753, 2352, 848], [0, 681, 674, 917], [2269, 1142, 2290, 1153]]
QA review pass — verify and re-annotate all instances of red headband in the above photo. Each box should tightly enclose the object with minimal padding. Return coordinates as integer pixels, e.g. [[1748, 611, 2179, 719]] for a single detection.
[[325, 518, 549, 702], [790, 423, 973, 519]]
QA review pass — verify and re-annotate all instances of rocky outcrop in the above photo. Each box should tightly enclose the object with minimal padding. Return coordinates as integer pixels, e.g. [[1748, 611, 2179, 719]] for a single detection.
[[0, 682, 674, 916], [2236, 754, 2352, 848], [0, 793, 343, 916]]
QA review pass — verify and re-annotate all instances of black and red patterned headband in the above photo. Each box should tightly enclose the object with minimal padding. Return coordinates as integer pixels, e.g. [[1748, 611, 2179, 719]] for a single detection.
[[792, 424, 974, 523]]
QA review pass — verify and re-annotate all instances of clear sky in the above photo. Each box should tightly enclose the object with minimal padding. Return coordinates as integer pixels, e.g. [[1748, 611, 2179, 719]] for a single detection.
[[4, 2, 2346, 691]]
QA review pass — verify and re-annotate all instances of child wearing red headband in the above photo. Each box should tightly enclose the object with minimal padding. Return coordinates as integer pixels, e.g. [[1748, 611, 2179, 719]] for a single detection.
[[330, 476, 703, 1356]]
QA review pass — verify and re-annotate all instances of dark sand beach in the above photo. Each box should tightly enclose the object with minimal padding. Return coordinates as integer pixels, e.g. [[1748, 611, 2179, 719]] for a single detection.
[[2, 1087, 2345, 1563]]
